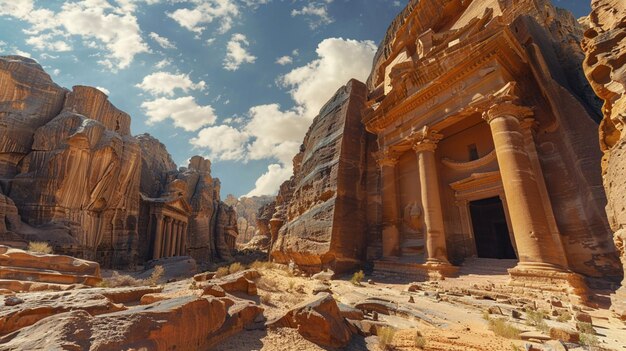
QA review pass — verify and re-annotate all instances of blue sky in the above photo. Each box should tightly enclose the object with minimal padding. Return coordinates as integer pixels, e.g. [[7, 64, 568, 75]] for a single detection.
[[0, 0, 590, 197]]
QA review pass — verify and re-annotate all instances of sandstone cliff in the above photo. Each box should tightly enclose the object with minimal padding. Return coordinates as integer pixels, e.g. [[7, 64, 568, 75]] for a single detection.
[[0, 56, 236, 268], [581, 0, 626, 320], [270, 79, 368, 273]]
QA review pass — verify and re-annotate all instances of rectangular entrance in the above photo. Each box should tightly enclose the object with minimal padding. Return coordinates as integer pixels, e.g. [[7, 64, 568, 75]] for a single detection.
[[469, 196, 517, 259]]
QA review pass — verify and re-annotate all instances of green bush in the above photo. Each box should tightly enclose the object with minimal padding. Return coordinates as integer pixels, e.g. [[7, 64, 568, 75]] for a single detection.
[[350, 270, 365, 286]]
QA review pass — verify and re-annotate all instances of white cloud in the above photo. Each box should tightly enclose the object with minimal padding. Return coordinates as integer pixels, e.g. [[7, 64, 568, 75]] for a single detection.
[[191, 37, 376, 196], [279, 37, 376, 118], [223, 33, 256, 71], [154, 58, 172, 69], [291, 1, 334, 29], [52, 68, 61, 76], [244, 164, 293, 197], [142, 96, 216, 131], [168, 0, 239, 34], [95, 86, 110, 95], [241, 0, 271, 8], [190, 125, 249, 160], [136, 71, 206, 96], [149, 32, 176, 49], [0, 0, 150, 70], [275, 55, 293, 65]]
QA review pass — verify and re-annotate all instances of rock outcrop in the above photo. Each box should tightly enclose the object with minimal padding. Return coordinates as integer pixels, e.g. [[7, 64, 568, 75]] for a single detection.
[[0, 56, 236, 268], [224, 194, 274, 244], [0, 245, 101, 288], [267, 293, 354, 348], [581, 0, 626, 320], [270, 80, 368, 273]]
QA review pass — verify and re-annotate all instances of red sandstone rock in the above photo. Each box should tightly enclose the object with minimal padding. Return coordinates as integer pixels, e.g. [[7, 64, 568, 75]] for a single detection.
[[270, 80, 368, 273], [267, 293, 354, 348], [581, 0, 626, 321]]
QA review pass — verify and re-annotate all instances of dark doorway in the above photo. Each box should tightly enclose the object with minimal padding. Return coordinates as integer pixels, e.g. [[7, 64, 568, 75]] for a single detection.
[[469, 197, 517, 259]]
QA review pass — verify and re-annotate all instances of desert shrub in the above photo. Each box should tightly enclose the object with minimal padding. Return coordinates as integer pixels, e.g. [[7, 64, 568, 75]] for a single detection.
[[189, 280, 199, 290], [288, 279, 296, 291], [414, 330, 426, 348], [28, 241, 53, 254], [250, 261, 274, 270], [576, 321, 595, 335], [228, 262, 244, 274], [579, 332, 599, 347], [145, 265, 164, 286], [351, 270, 365, 286], [526, 310, 549, 332], [488, 318, 521, 339], [257, 276, 279, 292], [101, 271, 142, 288], [214, 266, 230, 278], [556, 311, 572, 322], [377, 326, 396, 350]]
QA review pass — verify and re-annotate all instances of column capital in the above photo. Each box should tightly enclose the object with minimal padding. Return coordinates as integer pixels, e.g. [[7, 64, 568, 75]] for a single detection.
[[410, 126, 443, 153], [374, 148, 400, 167], [482, 101, 534, 124]]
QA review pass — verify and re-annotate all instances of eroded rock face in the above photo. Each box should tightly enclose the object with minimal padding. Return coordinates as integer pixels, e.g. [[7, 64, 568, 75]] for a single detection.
[[270, 80, 368, 273], [0, 56, 67, 178], [581, 0, 626, 320], [0, 56, 236, 267]]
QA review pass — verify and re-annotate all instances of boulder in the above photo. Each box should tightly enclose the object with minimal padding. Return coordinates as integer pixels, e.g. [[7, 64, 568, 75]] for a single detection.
[[267, 293, 353, 348], [549, 326, 579, 343]]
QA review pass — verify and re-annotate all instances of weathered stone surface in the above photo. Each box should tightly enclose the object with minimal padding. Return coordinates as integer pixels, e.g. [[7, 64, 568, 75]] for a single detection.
[[0, 246, 101, 287], [267, 293, 353, 348], [0, 56, 67, 178], [0, 296, 231, 350], [271, 80, 368, 273], [224, 194, 274, 245], [581, 0, 626, 320], [0, 57, 237, 268], [0, 290, 125, 335]]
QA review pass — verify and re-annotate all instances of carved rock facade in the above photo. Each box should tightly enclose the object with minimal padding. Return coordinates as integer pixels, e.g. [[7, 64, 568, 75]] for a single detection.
[[581, 0, 626, 319], [0, 56, 236, 268], [270, 0, 622, 297]]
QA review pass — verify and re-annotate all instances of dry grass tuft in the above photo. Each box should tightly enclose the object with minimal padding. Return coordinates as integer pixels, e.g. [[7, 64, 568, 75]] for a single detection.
[[28, 241, 53, 254], [414, 330, 426, 348], [228, 262, 244, 274], [525, 310, 549, 332], [378, 326, 396, 350], [484, 313, 521, 339], [250, 261, 274, 270], [99, 271, 142, 288], [145, 265, 164, 286], [214, 266, 230, 278], [351, 270, 365, 286], [257, 276, 280, 292]]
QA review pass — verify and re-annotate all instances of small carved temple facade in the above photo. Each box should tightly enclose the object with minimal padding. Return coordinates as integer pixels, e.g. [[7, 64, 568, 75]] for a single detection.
[[362, 0, 622, 296], [141, 195, 191, 260]]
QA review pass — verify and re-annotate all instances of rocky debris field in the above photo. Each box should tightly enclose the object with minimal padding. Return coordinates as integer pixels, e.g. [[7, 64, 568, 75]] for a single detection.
[[1, 253, 624, 351]]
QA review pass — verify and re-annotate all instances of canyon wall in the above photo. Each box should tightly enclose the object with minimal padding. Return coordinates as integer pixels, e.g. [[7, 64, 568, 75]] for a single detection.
[[0, 56, 236, 268], [270, 80, 368, 273], [581, 0, 626, 319]]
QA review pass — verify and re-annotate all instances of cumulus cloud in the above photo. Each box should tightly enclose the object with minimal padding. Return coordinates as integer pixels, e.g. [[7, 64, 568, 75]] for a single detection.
[[168, 0, 239, 34], [95, 86, 110, 95], [244, 164, 293, 197], [142, 96, 216, 131], [291, 1, 334, 29], [190, 125, 249, 160], [0, 0, 150, 70], [223, 33, 256, 71], [275, 55, 293, 65], [149, 32, 176, 49], [136, 71, 206, 96], [191, 37, 377, 196]]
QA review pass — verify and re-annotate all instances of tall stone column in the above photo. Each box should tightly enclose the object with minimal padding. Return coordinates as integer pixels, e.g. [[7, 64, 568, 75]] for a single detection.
[[483, 102, 566, 270], [180, 222, 188, 256], [171, 220, 180, 257], [376, 149, 401, 258], [163, 217, 172, 258], [153, 213, 164, 259], [412, 128, 450, 265]]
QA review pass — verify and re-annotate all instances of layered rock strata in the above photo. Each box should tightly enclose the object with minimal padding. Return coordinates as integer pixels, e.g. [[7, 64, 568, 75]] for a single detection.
[[270, 80, 368, 273], [0, 56, 236, 268], [581, 0, 626, 319]]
